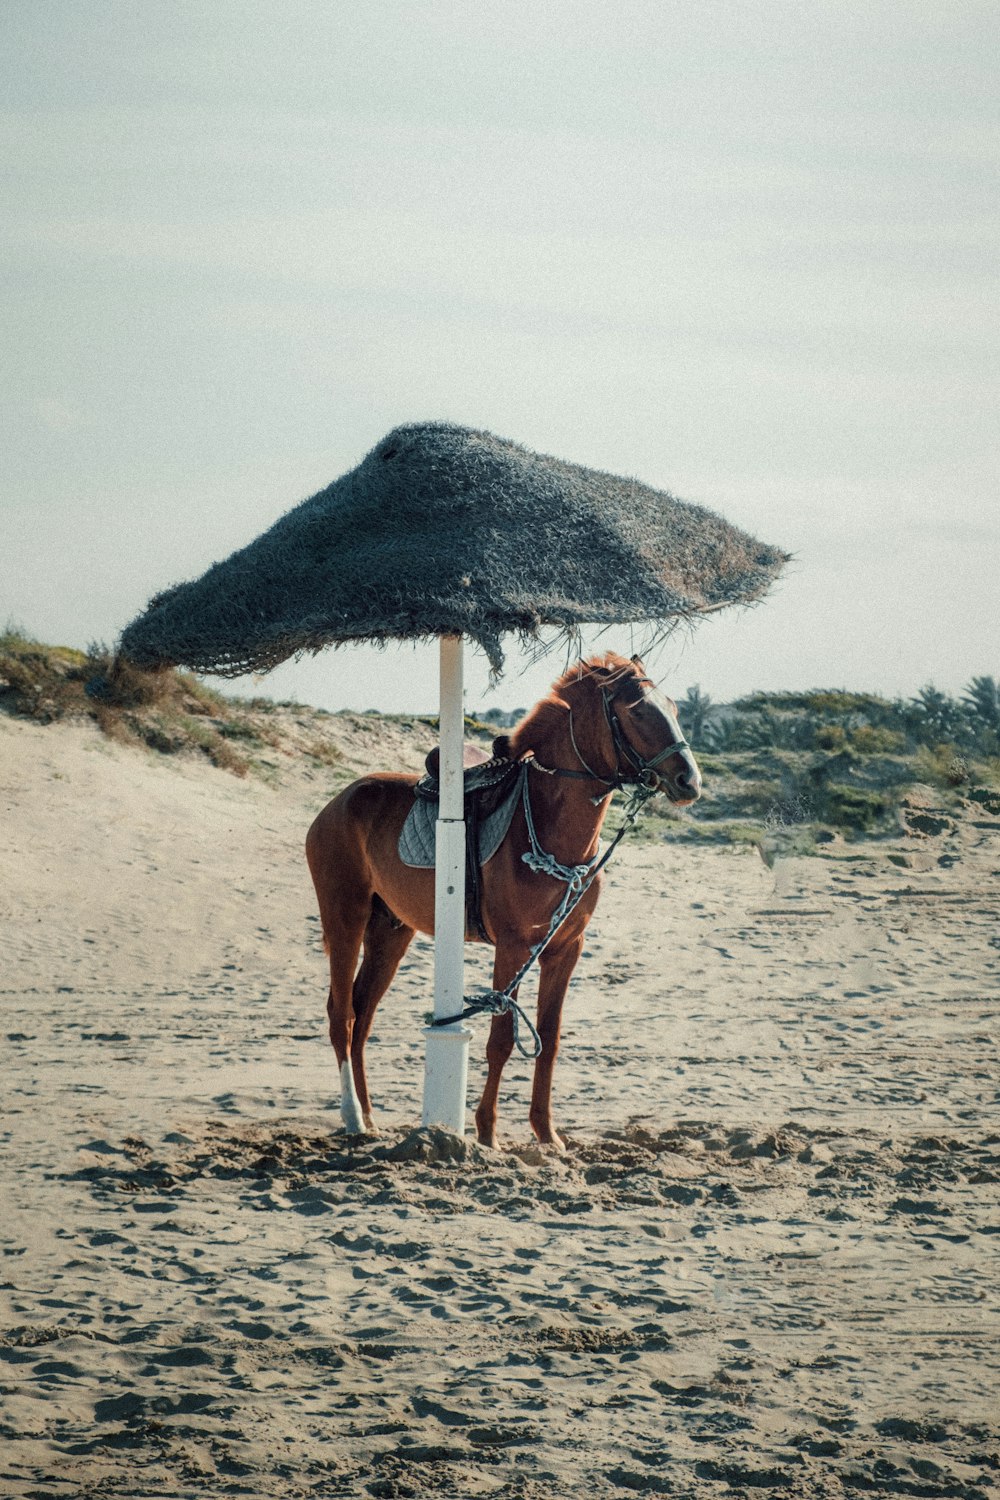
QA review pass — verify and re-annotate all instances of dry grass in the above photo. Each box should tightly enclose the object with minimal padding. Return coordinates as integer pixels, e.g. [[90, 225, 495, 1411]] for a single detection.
[[303, 737, 343, 767], [0, 631, 437, 786], [0, 632, 249, 774]]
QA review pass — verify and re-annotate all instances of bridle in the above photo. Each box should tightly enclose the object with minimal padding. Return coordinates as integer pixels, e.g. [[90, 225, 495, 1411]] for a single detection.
[[602, 687, 692, 789], [532, 676, 692, 801]]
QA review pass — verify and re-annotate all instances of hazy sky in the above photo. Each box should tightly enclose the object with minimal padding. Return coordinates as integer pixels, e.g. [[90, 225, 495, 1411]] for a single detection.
[[3, 1, 997, 713]]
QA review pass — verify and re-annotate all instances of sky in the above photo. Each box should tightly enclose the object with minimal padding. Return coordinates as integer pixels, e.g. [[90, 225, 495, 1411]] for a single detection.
[[2, 1, 997, 715]]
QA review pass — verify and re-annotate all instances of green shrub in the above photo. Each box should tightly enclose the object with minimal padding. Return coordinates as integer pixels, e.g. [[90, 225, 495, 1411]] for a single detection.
[[914, 742, 970, 788], [815, 784, 894, 832], [0, 635, 90, 721], [734, 689, 891, 718], [815, 724, 847, 751], [216, 717, 264, 745], [850, 725, 905, 755]]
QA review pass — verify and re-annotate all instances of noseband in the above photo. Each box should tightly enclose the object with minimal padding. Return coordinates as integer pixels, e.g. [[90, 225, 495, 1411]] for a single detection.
[[535, 683, 691, 800]]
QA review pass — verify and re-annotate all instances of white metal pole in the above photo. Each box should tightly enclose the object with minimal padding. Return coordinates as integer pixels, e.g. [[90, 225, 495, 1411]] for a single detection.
[[421, 634, 471, 1132]]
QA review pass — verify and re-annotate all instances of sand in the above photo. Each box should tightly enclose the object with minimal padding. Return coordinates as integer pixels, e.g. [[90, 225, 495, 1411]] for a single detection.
[[2, 712, 998, 1498]]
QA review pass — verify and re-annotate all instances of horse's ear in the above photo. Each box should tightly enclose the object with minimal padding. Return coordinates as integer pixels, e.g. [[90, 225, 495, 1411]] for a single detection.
[[631, 653, 645, 669], [492, 734, 512, 759]]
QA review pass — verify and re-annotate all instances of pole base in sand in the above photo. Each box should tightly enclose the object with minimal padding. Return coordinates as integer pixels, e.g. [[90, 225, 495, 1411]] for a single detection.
[[421, 1024, 471, 1134]]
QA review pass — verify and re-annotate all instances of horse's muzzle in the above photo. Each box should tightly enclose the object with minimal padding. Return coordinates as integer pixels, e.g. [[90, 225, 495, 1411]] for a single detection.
[[662, 763, 702, 805]]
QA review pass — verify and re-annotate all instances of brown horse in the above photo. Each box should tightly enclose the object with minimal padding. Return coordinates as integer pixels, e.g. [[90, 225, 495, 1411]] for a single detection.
[[305, 652, 701, 1149]]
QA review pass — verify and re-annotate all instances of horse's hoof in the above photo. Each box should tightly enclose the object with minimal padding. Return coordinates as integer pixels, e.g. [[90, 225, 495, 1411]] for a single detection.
[[531, 1126, 566, 1154], [362, 1113, 379, 1134]]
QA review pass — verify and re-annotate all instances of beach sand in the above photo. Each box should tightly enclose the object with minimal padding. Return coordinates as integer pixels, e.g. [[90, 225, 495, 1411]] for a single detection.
[[2, 712, 998, 1498]]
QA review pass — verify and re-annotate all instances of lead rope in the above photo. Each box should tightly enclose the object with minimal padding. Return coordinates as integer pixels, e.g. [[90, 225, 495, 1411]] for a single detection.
[[431, 769, 659, 1057]]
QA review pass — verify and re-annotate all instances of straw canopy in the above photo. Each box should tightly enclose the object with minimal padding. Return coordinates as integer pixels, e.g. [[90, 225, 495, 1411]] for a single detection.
[[119, 421, 788, 677]]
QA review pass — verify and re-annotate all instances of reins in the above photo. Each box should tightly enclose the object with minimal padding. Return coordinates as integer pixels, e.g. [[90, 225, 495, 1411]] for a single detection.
[[431, 679, 684, 1058], [431, 772, 659, 1057]]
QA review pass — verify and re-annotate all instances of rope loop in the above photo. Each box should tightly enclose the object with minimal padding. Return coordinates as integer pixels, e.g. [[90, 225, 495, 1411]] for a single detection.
[[431, 990, 542, 1058], [520, 847, 594, 890]]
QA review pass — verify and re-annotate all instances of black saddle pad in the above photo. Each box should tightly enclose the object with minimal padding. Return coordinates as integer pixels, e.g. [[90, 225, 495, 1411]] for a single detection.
[[414, 751, 523, 819]]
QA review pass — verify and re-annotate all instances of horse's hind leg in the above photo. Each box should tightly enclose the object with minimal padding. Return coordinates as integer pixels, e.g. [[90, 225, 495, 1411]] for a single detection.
[[349, 899, 415, 1131], [320, 888, 371, 1134]]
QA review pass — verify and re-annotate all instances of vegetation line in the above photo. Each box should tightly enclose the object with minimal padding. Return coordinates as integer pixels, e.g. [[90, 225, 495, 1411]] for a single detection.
[[2, 630, 998, 847]]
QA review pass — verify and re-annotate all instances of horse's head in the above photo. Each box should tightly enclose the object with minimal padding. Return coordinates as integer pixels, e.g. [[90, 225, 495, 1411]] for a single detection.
[[508, 652, 703, 804], [593, 654, 702, 805]]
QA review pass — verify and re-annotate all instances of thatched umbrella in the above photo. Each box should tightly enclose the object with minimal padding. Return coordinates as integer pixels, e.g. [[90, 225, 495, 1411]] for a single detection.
[[120, 421, 788, 1130]]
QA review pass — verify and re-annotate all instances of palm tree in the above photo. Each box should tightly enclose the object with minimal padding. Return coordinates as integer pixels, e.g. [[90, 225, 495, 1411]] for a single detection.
[[910, 684, 963, 744], [962, 675, 1000, 732], [679, 685, 713, 745]]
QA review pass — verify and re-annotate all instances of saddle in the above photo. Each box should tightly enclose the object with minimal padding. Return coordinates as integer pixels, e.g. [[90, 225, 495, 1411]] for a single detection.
[[398, 739, 525, 941]]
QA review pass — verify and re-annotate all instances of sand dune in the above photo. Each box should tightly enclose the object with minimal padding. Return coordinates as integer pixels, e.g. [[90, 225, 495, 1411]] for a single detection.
[[2, 713, 998, 1498]]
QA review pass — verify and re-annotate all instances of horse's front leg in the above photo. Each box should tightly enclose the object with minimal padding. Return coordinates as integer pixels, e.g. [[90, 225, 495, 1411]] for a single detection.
[[528, 933, 585, 1152], [474, 938, 531, 1149]]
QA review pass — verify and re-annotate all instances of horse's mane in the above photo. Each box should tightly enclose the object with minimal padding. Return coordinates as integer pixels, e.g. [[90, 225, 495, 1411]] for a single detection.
[[506, 652, 637, 758], [545, 651, 637, 700]]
